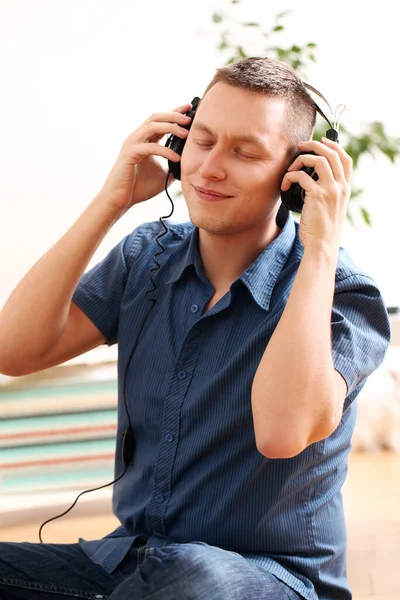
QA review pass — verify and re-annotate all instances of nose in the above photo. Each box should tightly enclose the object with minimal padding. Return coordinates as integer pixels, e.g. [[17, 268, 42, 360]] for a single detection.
[[198, 148, 226, 181]]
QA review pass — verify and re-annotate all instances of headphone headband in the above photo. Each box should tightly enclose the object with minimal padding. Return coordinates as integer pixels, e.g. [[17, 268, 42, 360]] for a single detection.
[[302, 82, 334, 129]]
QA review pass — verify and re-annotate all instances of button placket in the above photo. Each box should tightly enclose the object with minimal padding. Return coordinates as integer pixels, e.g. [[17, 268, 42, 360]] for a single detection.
[[145, 326, 205, 536]]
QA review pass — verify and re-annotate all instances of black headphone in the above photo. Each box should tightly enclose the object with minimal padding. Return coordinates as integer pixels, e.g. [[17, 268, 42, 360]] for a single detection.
[[165, 85, 339, 214]]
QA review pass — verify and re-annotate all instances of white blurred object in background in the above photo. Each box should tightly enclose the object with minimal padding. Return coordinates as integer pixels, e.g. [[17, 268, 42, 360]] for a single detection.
[[352, 343, 400, 452]]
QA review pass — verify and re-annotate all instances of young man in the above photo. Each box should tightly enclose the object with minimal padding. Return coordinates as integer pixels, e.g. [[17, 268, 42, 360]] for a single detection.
[[0, 57, 390, 599]]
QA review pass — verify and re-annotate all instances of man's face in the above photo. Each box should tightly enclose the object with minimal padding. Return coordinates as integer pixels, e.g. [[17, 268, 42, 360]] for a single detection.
[[180, 82, 292, 236]]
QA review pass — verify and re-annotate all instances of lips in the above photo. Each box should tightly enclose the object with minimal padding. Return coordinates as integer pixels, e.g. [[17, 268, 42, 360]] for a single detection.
[[193, 186, 232, 199]]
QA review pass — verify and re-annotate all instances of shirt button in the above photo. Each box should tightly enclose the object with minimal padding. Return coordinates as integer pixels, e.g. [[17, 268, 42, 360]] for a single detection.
[[156, 493, 164, 503], [165, 433, 174, 442], [190, 304, 199, 313], [177, 370, 187, 379]]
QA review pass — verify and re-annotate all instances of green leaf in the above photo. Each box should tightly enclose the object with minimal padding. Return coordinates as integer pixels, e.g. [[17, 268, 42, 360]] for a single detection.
[[380, 147, 398, 163], [307, 42, 317, 48], [231, 0, 240, 4], [212, 13, 223, 23], [274, 47, 287, 60], [273, 25, 284, 31], [350, 188, 363, 199], [244, 22, 260, 27], [361, 207, 372, 225]]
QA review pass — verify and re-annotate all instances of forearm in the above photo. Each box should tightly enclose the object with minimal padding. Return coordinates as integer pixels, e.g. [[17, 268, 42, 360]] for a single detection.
[[252, 245, 338, 457], [0, 193, 123, 365]]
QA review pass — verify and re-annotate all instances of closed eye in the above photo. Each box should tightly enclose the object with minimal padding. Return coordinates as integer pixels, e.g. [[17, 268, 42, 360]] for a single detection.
[[192, 140, 260, 159], [192, 140, 213, 148], [234, 149, 259, 159]]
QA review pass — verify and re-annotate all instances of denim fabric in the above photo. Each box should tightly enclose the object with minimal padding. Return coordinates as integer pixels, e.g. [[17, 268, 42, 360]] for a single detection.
[[0, 538, 141, 599], [0, 539, 301, 599]]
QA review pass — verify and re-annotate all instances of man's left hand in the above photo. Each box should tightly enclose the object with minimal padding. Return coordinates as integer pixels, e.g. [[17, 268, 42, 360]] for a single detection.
[[280, 137, 352, 254]]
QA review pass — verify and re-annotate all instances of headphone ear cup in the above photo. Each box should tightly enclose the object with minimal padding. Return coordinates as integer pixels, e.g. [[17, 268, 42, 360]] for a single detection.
[[166, 135, 186, 180], [165, 97, 201, 181], [280, 151, 318, 213], [280, 182, 305, 213]]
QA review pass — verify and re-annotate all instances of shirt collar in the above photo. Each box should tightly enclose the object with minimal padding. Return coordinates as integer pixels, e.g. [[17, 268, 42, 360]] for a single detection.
[[165, 225, 204, 285], [239, 211, 295, 311], [165, 208, 296, 312]]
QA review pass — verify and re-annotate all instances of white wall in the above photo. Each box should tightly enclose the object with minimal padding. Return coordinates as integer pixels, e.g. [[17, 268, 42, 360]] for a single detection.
[[1, 0, 399, 310]]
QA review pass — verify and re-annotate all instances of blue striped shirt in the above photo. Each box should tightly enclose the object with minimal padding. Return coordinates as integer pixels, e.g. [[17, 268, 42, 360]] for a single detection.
[[72, 212, 390, 600]]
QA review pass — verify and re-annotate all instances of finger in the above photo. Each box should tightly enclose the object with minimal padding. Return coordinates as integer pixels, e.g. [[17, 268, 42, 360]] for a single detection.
[[130, 142, 182, 163], [144, 121, 190, 143], [172, 102, 193, 113], [321, 136, 353, 183], [295, 141, 345, 182], [145, 110, 192, 127], [128, 122, 189, 146], [296, 139, 351, 183], [280, 170, 319, 194], [287, 154, 334, 185]]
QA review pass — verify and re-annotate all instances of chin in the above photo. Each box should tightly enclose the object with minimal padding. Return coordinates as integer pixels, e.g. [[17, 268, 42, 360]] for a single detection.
[[184, 186, 231, 233], [189, 213, 225, 234], [188, 208, 249, 237]]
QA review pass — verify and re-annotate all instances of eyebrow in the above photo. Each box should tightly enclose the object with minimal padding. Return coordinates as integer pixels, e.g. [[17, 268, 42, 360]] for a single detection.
[[191, 121, 271, 155]]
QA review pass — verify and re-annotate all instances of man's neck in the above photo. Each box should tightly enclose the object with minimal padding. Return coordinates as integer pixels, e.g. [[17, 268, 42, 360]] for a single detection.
[[198, 219, 282, 292]]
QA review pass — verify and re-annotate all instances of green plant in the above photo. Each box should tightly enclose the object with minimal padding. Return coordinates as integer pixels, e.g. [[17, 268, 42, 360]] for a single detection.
[[206, 3, 400, 225]]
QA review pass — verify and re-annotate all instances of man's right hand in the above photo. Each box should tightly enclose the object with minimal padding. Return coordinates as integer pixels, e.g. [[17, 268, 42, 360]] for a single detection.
[[99, 103, 193, 214], [0, 103, 194, 376]]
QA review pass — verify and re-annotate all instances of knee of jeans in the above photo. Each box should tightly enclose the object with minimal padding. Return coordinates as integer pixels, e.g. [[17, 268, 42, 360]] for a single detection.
[[138, 542, 248, 590]]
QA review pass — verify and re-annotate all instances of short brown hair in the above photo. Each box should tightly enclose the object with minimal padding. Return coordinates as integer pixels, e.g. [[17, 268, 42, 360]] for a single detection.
[[202, 57, 317, 150]]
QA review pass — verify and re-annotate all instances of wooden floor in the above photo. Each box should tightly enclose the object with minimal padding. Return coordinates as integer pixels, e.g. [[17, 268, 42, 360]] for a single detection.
[[342, 452, 400, 599], [1, 451, 399, 600]]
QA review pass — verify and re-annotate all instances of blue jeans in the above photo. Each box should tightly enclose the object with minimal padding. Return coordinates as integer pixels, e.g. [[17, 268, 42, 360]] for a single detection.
[[0, 538, 302, 599]]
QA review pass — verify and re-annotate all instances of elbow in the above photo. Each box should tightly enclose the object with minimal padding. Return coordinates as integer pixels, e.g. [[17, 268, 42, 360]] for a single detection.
[[253, 410, 310, 459], [256, 439, 307, 459], [0, 360, 28, 377], [0, 349, 40, 377], [0, 335, 27, 376], [254, 418, 336, 459], [0, 352, 18, 376], [0, 336, 51, 377]]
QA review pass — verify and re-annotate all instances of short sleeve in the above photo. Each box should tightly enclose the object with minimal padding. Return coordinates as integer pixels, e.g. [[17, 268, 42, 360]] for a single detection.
[[331, 273, 391, 403], [71, 221, 166, 346], [72, 235, 131, 346]]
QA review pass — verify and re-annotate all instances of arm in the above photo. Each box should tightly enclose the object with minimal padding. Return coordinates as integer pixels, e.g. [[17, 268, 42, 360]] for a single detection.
[[0, 104, 192, 377], [252, 137, 352, 458], [252, 246, 347, 459], [0, 197, 119, 376]]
